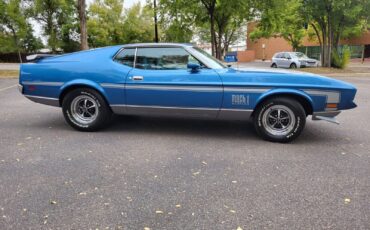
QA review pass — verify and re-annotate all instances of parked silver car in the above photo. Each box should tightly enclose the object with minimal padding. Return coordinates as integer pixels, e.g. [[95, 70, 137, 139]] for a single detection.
[[271, 52, 319, 69]]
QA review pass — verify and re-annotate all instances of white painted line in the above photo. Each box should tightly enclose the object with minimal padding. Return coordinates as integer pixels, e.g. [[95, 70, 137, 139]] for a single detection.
[[0, 84, 17, 92]]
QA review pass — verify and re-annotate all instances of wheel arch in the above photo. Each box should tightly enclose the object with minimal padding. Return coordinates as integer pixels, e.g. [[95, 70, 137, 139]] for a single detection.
[[59, 80, 109, 107], [253, 89, 314, 116]]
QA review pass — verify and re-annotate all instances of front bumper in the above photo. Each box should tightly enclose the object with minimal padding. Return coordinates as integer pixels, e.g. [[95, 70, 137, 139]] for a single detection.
[[312, 111, 341, 124]]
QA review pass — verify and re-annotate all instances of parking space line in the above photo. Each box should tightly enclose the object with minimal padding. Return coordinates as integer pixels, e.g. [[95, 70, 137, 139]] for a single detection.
[[0, 84, 17, 92]]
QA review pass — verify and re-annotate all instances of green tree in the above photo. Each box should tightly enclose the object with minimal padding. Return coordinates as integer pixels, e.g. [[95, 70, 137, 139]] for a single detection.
[[30, 0, 76, 52], [121, 3, 154, 43], [87, 0, 124, 47], [0, 0, 28, 61], [88, 0, 154, 47], [158, 0, 196, 43], [213, 0, 253, 58], [250, 0, 306, 51], [304, 0, 370, 67], [159, 0, 254, 59]]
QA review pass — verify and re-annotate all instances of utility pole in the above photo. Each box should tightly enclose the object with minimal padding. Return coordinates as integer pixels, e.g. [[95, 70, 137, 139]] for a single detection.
[[153, 0, 159, 43]]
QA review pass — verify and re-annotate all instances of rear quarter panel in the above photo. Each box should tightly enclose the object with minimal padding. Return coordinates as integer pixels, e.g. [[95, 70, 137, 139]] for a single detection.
[[20, 46, 128, 105]]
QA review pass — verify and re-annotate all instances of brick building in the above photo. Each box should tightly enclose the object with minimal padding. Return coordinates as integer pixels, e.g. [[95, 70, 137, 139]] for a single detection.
[[238, 22, 370, 61]]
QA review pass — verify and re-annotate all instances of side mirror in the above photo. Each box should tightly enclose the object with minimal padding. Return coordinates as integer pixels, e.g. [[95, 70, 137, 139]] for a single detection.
[[187, 63, 200, 72]]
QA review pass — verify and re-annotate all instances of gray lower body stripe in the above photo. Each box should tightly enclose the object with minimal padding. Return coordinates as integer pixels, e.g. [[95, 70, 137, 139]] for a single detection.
[[22, 81, 64, 86], [120, 104, 220, 111], [24, 94, 59, 107], [110, 104, 253, 120]]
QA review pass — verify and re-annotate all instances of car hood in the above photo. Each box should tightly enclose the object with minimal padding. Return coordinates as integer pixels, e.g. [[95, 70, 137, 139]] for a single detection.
[[219, 67, 356, 90], [298, 58, 317, 62]]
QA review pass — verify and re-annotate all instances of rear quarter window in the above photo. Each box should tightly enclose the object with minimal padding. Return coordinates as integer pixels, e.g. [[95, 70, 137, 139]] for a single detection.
[[114, 49, 136, 67]]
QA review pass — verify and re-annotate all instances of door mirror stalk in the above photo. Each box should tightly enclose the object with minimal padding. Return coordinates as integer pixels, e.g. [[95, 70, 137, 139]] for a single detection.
[[187, 63, 201, 73]]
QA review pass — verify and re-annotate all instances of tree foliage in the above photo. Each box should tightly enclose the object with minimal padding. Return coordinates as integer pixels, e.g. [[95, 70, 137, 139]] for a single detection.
[[250, 0, 306, 51], [29, 0, 77, 52], [158, 0, 196, 43], [159, 0, 253, 59], [305, 0, 370, 67], [87, 0, 154, 47], [0, 0, 42, 58]]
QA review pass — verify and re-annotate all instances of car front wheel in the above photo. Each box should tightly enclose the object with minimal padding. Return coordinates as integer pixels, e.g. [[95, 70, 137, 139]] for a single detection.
[[62, 88, 112, 131], [253, 97, 306, 143]]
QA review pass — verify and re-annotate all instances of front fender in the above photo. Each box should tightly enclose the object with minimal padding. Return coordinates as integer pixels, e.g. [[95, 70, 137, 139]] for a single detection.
[[255, 88, 314, 110]]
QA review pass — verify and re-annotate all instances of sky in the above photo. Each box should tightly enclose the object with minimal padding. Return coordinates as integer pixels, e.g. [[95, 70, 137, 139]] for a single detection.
[[32, 0, 146, 41]]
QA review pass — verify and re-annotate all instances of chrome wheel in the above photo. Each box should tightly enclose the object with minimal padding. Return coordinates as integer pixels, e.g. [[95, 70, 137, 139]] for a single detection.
[[262, 105, 296, 136], [70, 95, 99, 125]]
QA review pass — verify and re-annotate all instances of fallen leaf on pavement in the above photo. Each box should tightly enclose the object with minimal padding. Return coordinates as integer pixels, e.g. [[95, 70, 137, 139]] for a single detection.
[[192, 171, 200, 176], [155, 210, 164, 214], [344, 198, 351, 204]]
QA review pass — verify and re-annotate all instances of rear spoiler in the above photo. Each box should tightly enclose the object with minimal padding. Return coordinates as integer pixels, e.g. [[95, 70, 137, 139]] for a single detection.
[[26, 54, 57, 62]]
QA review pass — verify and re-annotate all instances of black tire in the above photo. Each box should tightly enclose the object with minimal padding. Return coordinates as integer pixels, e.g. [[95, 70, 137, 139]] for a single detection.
[[271, 63, 277, 68], [290, 63, 297, 69], [62, 88, 112, 131], [253, 97, 306, 143]]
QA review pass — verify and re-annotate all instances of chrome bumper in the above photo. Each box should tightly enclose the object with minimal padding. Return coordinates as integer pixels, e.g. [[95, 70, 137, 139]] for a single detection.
[[312, 111, 341, 124], [18, 84, 23, 94]]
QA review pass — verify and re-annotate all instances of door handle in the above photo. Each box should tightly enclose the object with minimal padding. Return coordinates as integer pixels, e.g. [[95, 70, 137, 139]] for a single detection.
[[132, 76, 144, 81]]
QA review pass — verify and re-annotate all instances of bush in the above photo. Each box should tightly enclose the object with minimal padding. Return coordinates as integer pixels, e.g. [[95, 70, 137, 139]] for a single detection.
[[331, 46, 351, 69]]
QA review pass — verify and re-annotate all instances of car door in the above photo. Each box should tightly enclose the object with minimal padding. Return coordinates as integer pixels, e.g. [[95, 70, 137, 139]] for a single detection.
[[282, 53, 292, 68], [275, 53, 284, 67], [125, 47, 223, 118]]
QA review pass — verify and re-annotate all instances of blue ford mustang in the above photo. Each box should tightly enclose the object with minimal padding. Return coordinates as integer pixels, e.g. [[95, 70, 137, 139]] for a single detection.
[[18, 43, 357, 142]]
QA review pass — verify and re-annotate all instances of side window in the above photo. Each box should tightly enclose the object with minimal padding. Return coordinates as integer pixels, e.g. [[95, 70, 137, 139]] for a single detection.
[[114, 48, 136, 67], [276, 53, 282, 58], [135, 47, 202, 70], [284, 53, 291, 59]]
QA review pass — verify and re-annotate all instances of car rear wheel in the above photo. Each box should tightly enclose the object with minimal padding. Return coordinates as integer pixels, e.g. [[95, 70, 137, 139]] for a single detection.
[[290, 63, 297, 69], [62, 88, 112, 131], [271, 63, 277, 68], [253, 97, 306, 143]]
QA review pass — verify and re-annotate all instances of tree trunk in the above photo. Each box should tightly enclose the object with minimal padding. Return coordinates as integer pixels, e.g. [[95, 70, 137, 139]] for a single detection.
[[217, 28, 223, 59], [210, 13, 216, 57], [78, 0, 89, 50], [311, 23, 323, 65]]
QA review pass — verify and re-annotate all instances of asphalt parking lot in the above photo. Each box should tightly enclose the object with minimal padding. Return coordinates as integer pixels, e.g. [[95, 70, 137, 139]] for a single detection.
[[0, 76, 369, 229]]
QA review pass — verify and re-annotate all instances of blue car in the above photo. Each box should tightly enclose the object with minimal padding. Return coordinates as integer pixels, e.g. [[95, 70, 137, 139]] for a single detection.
[[19, 43, 357, 142]]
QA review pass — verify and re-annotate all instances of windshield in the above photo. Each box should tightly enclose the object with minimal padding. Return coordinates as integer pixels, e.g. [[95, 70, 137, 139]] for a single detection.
[[294, 52, 309, 59], [189, 47, 227, 69]]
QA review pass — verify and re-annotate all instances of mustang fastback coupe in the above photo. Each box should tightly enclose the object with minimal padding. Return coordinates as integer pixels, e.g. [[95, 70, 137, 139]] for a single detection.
[[19, 43, 357, 142]]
